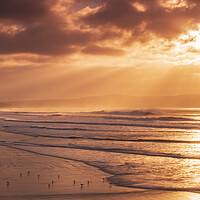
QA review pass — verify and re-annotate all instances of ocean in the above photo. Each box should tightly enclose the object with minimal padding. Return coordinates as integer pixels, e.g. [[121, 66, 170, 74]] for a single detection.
[[1, 108, 200, 193]]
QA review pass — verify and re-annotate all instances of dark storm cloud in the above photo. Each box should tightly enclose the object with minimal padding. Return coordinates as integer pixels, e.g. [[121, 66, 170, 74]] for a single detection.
[[0, 0, 93, 56], [0, 22, 92, 55], [0, 0, 55, 23], [81, 0, 144, 29], [81, 0, 200, 39], [1, 0, 200, 56]]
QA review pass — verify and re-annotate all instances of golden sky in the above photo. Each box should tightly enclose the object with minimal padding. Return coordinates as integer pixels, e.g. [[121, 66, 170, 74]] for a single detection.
[[1, 0, 200, 101]]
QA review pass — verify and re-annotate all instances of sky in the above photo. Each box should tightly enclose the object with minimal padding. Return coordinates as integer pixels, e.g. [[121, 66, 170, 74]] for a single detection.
[[1, 0, 200, 101]]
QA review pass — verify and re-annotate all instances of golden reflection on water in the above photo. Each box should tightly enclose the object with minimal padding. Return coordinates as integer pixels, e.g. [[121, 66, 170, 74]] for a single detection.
[[189, 130, 200, 141]]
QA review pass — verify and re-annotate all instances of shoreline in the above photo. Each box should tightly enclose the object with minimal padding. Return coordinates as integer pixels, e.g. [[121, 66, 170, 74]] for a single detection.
[[0, 131, 141, 199], [1, 131, 200, 200]]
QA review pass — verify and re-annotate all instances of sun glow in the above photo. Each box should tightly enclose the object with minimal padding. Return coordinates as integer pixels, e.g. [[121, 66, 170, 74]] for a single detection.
[[189, 31, 200, 50], [179, 28, 200, 50]]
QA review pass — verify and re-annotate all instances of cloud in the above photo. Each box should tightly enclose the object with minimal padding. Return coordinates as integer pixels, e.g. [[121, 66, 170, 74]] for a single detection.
[[0, 22, 92, 55], [82, 45, 125, 56], [80, 0, 200, 39], [1, 0, 200, 57], [81, 0, 144, 29], [0, 0, 55, 23], [72, 0, 105, 10], [0, 0, 93, 56]]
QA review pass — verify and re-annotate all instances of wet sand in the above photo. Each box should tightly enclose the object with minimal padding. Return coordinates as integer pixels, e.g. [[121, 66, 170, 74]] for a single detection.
[[1, 131, 200, 200]]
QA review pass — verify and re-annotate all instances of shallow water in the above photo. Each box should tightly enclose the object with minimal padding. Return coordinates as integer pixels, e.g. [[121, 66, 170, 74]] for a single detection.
[[1, 108, 200, 192]]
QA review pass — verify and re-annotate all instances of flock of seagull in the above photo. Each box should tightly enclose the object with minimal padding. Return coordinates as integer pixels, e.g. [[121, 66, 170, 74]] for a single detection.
[[5, 171, 111, 189]]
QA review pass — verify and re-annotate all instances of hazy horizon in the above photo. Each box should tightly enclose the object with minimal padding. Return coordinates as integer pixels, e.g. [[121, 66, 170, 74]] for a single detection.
[[1, 94, 200, 112]]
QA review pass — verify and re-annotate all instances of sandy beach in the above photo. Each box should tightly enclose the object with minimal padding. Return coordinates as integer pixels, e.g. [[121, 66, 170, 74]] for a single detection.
[[1, 145, 200, 200], [0, 144, 134, 198], [0, 130, 200, 200], [0, 130, 138, 199]]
